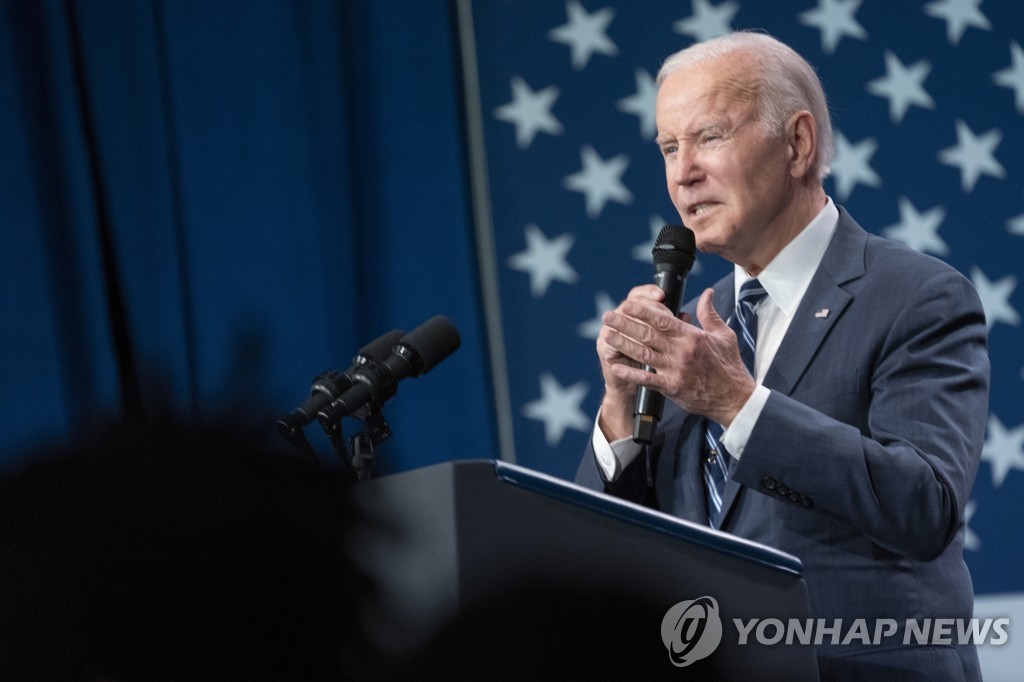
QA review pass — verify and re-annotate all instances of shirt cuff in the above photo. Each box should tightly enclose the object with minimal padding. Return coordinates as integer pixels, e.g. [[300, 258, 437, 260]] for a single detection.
[[592, 408, 643, 482], [720, 384, 771, 460]]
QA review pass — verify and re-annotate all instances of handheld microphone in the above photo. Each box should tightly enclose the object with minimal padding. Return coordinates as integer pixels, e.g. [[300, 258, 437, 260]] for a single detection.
[[633, 225, 697, 444], [276, 329, 405, 438], [317, 315, 461, 426]]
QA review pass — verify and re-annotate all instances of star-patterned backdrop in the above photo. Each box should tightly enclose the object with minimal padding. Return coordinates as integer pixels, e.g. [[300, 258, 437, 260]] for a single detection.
[[467, 0, 1023, 632]]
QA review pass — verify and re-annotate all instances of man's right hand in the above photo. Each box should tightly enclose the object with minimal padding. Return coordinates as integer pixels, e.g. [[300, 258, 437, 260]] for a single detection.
[[596, 284, 668, 441]]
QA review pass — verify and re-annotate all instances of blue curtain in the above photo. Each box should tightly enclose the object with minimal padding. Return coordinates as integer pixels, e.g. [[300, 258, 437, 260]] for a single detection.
[[0, 0, 496, 473]]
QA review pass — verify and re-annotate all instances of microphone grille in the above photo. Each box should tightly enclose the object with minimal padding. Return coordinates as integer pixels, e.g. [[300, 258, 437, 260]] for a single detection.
[[653, 224, 697, 272], [399, 316, 461, 375]]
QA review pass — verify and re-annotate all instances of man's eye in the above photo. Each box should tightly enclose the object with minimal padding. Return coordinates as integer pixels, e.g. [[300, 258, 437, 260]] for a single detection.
[[661, 145, 677, 156]]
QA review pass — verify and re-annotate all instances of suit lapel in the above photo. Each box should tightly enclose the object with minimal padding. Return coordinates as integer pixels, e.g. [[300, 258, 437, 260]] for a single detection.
[[762, 208, 867, 396], [718, 207, 868, 528]]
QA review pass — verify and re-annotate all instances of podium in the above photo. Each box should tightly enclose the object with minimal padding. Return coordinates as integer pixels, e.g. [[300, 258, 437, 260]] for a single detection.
[[350, 459, 818, 678]]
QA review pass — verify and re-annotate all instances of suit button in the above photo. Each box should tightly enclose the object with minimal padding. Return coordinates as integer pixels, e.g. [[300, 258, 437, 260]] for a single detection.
[[763, 477, 776, 491], [776, 484, 789, 496], [788, 491, 800, 502], [800, 496, 813, 508]]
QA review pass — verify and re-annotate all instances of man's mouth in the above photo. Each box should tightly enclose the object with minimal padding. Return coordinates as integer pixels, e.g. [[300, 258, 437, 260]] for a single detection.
[[688, 202, 718, 217]]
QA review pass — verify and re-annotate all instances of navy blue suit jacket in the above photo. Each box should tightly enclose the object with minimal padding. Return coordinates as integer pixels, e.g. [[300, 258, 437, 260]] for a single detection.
[[576, 208, 989, 680]]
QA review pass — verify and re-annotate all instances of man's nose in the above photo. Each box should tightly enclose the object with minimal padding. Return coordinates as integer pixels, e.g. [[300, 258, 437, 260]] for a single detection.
[[670, 147, 702, 186]]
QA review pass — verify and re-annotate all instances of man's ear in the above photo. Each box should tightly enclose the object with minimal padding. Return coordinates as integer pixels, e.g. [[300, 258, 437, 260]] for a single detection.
[[786, 110, 817, 181]]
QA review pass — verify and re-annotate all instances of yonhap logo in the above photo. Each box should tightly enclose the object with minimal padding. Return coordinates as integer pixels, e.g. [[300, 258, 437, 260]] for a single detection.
[[661, 596, 723, 666]]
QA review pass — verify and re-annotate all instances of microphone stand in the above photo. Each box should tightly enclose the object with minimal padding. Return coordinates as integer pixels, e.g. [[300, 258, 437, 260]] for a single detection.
[[317, 402, 393, 482], [347, 404, 393, 482], [318, 413, 357, 480], [350, 433, 374, 482]]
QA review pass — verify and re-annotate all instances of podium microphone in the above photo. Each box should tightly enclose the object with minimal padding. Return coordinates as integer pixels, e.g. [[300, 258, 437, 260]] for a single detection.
[[317, 315, 461, 426], [633, 225, 696, 444], [277, 329, 405, 438]]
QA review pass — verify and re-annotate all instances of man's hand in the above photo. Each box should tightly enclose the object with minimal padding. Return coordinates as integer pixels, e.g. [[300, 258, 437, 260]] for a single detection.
[[595, 284, 665, 441], [602, 288, 757, 427]]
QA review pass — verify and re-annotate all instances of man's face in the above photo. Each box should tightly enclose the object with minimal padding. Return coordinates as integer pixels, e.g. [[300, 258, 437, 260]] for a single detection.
[[655, 56, 797, 268]]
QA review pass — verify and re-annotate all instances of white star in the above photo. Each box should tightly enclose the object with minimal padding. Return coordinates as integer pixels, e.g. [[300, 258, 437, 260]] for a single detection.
[[882, 197, 948, 256], [829, 131, 881, 201], [1009, 212, 1024, 237], [522, 372, 591, 446], [798, 0, 868, 54], [993, 41, 1024, 114], [981, 413, 1024, 488], [866, 51, 935, 124], [631, 215, 667, 263], [617, 69, 657, 140], [963, 500, 980, 551], [577, 291, 616, 339], [938, 120, 1005, 193], [672, 0, 739, 43], [563, 145, 634, 218], [548, 0, 618, 70], [507, 223, 579, 298], [923, 0, 991, 46], [970, 266, 1020, 331], [493, 76, 563, 149]]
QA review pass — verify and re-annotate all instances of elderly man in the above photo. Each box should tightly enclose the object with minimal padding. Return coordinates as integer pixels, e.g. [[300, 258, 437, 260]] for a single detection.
[[577, 32, 988, 680]]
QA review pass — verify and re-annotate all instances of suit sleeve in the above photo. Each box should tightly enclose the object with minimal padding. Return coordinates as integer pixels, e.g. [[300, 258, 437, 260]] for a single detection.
[[731, 268, 989, 561], [576, 436, 656, 506]]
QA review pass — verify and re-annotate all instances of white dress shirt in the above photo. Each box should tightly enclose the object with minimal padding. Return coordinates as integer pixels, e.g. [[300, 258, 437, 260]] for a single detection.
[[593, 199, 840, 482]]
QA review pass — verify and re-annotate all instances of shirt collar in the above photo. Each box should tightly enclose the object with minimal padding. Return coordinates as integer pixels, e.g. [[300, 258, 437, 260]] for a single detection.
[[734, 198, 839, 317]]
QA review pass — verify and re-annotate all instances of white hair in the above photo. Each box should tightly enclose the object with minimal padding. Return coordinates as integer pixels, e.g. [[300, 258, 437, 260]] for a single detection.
[[657, 31, 835, 183]]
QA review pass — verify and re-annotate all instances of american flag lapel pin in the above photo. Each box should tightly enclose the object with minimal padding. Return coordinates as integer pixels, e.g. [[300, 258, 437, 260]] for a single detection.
[[815, 308, 830, 318]]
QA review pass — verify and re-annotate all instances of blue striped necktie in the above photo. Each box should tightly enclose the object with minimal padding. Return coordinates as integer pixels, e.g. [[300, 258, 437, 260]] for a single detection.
[[704, 279, 767, 528]]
